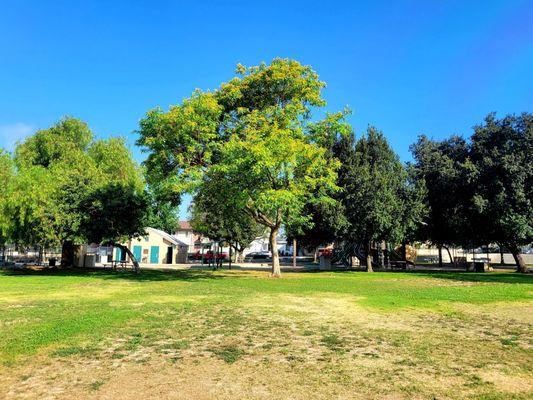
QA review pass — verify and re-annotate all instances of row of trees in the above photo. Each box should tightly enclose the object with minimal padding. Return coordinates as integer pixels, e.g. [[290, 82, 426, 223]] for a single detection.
[[137, 58, 532, 275], [1, 59, 530, 276], [0, 118, 178, 269], [290, 112, 532, 273]]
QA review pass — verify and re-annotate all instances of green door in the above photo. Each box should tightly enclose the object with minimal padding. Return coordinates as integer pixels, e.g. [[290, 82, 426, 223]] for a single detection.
[[115, 247, 123, 261], [133, 246, 142, 262], [150, 246, 159, 264]]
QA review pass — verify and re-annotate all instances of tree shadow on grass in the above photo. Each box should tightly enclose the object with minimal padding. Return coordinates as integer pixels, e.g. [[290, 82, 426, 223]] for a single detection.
[[0, 267, 230, 282], [297, 268, 532, 285], [409, 271, 533, 285]]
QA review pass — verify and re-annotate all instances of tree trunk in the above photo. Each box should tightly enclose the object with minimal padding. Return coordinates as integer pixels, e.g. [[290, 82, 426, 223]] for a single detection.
[[112, 243, 140, 273], [228, 245, 232, 269], [401, 242, 407, 262], [380, 241, 386, 269], [510, 246, 527, 273], [438, 246, 443, 268], [269, 227, 281, 277], [366, 241, 373, 272], [61, 241, 75, 268], [500, 246, 505, 264], [214, 242, 219, 270]]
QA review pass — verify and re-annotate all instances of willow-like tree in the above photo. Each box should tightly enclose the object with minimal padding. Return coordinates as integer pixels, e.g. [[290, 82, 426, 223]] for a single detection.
[[9, 117, 147, 267], [138, 59, 340, 276]]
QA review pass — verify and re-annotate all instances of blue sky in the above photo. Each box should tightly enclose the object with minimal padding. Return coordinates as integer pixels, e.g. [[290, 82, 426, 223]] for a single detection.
[[1, 0, 532, 218]]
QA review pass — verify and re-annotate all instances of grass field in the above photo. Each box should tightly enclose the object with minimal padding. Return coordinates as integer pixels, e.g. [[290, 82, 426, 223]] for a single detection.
[[0, 268, 531, 399]]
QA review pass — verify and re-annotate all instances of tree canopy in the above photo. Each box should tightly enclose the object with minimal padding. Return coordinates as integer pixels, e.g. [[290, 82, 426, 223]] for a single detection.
[[138, 59, 341, 276]]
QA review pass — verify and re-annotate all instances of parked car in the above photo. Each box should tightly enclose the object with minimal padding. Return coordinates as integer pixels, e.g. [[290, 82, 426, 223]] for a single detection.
[[191, 250, 228, 261], [244, 252, 271, 261], [317, 248, 333, 257]]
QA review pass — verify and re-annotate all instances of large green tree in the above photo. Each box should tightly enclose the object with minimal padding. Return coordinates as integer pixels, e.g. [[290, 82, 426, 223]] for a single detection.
[[410, 113, 532, 273], [138, 59, 340, 276]]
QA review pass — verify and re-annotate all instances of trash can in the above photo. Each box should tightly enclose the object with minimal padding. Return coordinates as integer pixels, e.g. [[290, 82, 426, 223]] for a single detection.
[[319, 255, 332, 270], [84, 254, 96, 268]]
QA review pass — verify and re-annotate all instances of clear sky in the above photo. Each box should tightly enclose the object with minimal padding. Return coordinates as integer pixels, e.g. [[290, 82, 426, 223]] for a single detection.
[[1, 0, 532, 218]]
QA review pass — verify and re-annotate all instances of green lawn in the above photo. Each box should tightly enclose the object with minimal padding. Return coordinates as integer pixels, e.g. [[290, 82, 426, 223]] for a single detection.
[[1, 268, 532, 399]]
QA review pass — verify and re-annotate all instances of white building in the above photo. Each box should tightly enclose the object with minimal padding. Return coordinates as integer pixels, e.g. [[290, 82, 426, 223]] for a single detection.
[[125, 227, 189, 264]]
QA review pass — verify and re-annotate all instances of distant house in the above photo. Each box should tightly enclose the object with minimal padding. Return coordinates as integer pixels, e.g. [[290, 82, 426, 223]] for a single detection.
[[245, 235, 288, 255], [175, 220, 289, 256], [174, 221, 199, 253]]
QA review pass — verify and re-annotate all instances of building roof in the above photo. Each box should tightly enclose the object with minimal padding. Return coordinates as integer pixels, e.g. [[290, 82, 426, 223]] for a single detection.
[[146, 227, 188, 247], [178, 220, 192, 230]]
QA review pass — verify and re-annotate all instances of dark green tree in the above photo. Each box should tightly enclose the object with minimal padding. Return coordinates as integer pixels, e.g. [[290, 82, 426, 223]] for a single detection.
[[469, 112, 532, 273], [410, 135, 474, 265], [285, 111, 351, 254], [144, 192, 179, 234], [340, 127, 406, 271], [397, 164, 428, 261]]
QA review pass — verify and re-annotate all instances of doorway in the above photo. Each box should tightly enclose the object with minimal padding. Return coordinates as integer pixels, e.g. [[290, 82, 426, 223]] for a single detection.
[[166, 246, 173, 264]]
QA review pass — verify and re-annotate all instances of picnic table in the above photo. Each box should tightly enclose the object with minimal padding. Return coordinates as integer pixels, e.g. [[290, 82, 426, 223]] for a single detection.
[[105, 260, 135, 271]]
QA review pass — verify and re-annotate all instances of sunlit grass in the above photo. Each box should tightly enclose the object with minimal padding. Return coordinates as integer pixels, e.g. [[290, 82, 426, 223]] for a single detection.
[[0, 268, 531, 399]]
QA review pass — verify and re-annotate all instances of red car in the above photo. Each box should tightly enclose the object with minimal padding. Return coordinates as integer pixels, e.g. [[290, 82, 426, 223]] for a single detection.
[[317, 248, 333, 257], [191, 250, 228, 261]]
